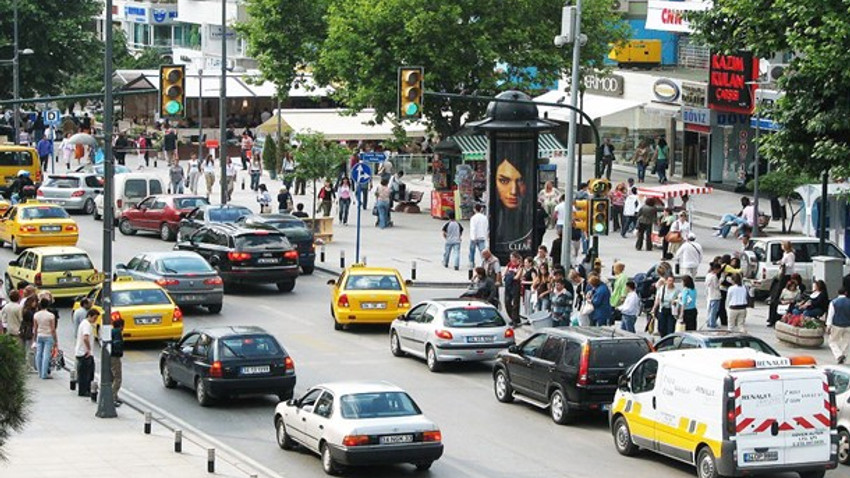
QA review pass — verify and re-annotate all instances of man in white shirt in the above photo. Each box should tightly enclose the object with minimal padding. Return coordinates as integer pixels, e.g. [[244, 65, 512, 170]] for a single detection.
[[704, 262, 723, 328], [621, 188, 641, 237], [468, 204, 488, 267], [617, 281, 641, 332], [553, 195, 566, 235], [225, 157, 237, 201], [674, 233, 703, 278], [75, 309, 100, 397], [72, 298, 92, 332]]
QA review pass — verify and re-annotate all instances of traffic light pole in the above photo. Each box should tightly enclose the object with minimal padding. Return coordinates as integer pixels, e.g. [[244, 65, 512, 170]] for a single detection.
[[219, 0, 228, 205], [561, 0, 582, 274]]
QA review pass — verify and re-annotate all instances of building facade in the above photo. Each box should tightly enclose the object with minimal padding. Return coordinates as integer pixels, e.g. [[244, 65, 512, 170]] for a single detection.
[[172, 0, 256, 71]]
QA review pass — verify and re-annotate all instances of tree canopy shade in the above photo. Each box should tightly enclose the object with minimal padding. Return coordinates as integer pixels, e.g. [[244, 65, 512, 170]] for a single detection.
[[690, 0, 850, 177], [293, 131, 350, 219], [0, 335, 29, 460]]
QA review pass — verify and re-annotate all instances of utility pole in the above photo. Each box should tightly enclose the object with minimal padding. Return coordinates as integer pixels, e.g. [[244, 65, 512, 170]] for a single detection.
[[198, 69, 203, 161], [96, 0, 117, 419], [219, 0, 228, 205], [12, 0, 20, 144]]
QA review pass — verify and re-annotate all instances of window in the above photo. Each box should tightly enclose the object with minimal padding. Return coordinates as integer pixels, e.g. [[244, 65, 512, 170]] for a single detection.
[[124, 179, 148, 199], [344, 274, 402, 291], [112, 288, 171, 307], [0, 150, 34, 166], [299, 389, 323, 411], [825, 244, 846, 260], [750, 242, 767, 262], [539, 337, 565, 363], [21, 252, 36, 270], [631, 359, 658, 394], [406, 303, 428, 321], [191, 209, 205, 221], [153, 24, 172, 47], [654, 336, 681, 352], [707, 338, 779, 356], [442, 307, 506, 328], [21, 206, 69, 220], [43, 176, 80, 188], [41, 254, 94, 272], [133, 23, 150, 46], [679, 336, 701, 349], [563, 341, 581, 367], [219, 335, 282, 358], [314, 392, 334, 418], [85, 176, 102, 188], [151, 200, 167, 210], [520, 334, 548, 358], [419, 305, 437, 324], [193, 335, 212, 358], [138, 260, 152, 272], [589, 341, 651, 368], [339, 392, 421, 419], [208, 206, 251, 222], [175, 197, 208, 210], [235, 234, 290, 250], [833, 371, 850, 395], [179, 333, 199, 353], [127, 256, 142, 270], [157, 256, 213, 274]]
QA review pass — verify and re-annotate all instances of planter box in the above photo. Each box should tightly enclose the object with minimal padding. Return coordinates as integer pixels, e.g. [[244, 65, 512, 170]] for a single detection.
[[774, 321, 825, 348]]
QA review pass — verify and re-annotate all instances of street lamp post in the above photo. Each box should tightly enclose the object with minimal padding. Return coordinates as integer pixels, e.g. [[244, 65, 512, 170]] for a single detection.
[[746, 80, 770, 237], [10, 0, 34, 144], [198, 69, 203, 161], [219, 0, 228, 205]]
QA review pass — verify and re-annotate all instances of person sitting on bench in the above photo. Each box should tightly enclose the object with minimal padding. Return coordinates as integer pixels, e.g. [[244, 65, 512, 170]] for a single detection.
[[390, 170, 408, 203], [713, 196, 754, 238]]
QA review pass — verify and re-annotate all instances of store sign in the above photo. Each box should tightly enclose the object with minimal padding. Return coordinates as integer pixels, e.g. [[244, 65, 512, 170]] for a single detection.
[[652, 78, 681, 103], [681, 81, 708, 107], [681, 106, 711, 127], [708, 52, 758, 114], [210, 26, 237, 39], [564, 73, 625, 97], [645, 0, 712, 33], [152, 9, 179, 23], [124, 5, 147, 23]]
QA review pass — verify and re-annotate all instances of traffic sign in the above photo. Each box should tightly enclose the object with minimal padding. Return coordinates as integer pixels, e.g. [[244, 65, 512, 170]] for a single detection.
[[358, 151, 386, 162], [351, 162, 372, 185], [43, 109, 62, 126]]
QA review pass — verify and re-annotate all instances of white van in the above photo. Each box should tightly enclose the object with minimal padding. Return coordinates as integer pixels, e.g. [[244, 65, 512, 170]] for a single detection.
[[93, 172, 164, 221], [610, 348, 839, 478]]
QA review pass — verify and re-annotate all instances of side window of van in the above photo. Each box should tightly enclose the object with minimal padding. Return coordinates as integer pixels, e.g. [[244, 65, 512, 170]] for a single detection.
[[150, 180, 163, 195], [769, 243, 782, 262], [631, 359, 658, 394], [825, 244, 846, 260]]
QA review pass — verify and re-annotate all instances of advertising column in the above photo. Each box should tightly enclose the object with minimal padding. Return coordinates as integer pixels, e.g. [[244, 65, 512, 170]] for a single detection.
[[489, 132, 537, 263]]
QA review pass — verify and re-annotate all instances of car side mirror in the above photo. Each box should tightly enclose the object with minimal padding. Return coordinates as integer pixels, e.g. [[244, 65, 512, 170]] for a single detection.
[[165, 340, 177, 349], [8, 260, 18, 267], [326, 279, 336, 286], [508, 344, 519, 354], [398, 314, 409, 321], [618, 374, 630, 392], [404, 279, 413, 286], [116, 263, 126, 270]]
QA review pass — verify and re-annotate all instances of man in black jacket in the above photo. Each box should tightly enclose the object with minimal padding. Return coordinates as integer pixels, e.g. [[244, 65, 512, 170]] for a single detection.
[[110, 317, 125, 406]]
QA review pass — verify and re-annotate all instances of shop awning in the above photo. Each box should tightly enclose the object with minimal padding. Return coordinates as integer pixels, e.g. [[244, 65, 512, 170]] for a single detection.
[[451, 134, 566, 160], [257, 109, 427, 141], [534, 90, 644, 123], [637, 183, 713, 199]]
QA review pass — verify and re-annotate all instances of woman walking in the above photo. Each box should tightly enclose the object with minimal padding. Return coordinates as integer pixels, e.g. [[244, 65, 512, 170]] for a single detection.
[[374, 178, 392, 228], [680, 275, 698, 331], [203, 155, 216, 199], [634, 139, 649, 183], [318, 179, 336, 217], [726, 273, 749, 332], [249, 155, 262, 192], [609, 183, 627, 232], [187, 153, 202, 194], [277, 186, 293, 213], [33, 298, 57, 379], [337, 177, 352, 225], [652, 276, 679, 337], [654, 137, 669, 184], [169, 160, 185, 194]]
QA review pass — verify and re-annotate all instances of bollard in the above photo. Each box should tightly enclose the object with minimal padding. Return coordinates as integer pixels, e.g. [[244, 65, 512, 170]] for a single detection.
[[90, 381, 98, 403], [70, 369, 77, 391], [207, 448, 215, 473], [174, 430, 183, 453], [144, 412, 152, 434], [241, 178, 246, 190], [340, 250, 345, 269], [411, 261, 417, 281], [320, 244, 326, 263]]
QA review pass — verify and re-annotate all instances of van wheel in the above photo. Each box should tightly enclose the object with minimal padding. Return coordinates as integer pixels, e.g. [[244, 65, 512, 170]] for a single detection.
[[11, 238, 21, 254], [696, 447, 719, 478], [118, 219, 136, 236], [494, 369, 514, 403], [159, 223, 174, 241], [613, 417, 639, 456], [549, 389, 575, 425], [839, 428, 850, 465]]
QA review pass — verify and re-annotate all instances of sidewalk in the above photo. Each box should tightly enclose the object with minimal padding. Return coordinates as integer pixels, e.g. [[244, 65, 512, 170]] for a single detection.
[[0, 373, 269, 478]]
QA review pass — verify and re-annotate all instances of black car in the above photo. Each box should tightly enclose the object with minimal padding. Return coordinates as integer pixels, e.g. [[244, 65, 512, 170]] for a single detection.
[[177, 204, 252, 241], [493, 327, 652, 424], [160, 326, 296, 406], [654, 330, 780, 356], [236, 214, 316, 274], [174, 223, 298, 292]]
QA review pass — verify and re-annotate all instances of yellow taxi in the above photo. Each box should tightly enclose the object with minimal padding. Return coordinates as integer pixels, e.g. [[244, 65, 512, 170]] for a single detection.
[[327, 264, 411, 331], [5, 246, 103, 298], [73, 278, 183, 342], [0, 145, 41, 195], [0, 201, 79, 253]]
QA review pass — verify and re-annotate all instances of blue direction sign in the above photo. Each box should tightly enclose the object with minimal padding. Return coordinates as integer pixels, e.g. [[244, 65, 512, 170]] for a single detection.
[[750, 117, 782, 132], [358, 151, 386, 162], [43, 109, 62, 126], [351, 162, 372, 185]]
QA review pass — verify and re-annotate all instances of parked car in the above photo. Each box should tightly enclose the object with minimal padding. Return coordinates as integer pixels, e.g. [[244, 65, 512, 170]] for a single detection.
[[237, 214, 316, 274], [273, 381, 443, 474], [390, 299, 515, 372], [823, 364, 850, 465], [174, 223, 298, 292], [493, 327, 652, 424], [160, 326, 296, 406], [117, 251, 224, 313], [118, 194, 209, 241], [36, 173, 102, 214], [74, 163, 132, 176], [654, 330, 780, 356], [5, 246, 102, 298], [94, 172, 164, 221], [328, 264, 411, 331], [177, 204, 252, 241]]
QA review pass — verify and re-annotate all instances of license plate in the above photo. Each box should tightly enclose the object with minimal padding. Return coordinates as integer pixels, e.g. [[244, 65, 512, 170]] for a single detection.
[[379, 434, 413, 444], [467, 335, 495, 343], [41, 225, 61, 232], [57, 277, 82, 284], [180, 294, 203, 301], [743, 451, 779, 463], [257, 258, 280, 264], [361, 302, 387, 309], [241, 365, 270, 375], [135, 316, 162, 325]]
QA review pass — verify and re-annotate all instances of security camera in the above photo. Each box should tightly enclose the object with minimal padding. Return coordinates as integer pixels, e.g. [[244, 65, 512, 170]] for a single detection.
[[554, 35, 568, 48]]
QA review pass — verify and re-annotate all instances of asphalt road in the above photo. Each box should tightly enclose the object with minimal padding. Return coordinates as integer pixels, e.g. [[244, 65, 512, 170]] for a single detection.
[[21, 213, 827, 478]]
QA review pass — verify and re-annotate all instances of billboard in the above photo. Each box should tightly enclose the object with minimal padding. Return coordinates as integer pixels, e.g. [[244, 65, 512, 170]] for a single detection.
[[489, 134, 536, 262], [708, 52, 758, 114]]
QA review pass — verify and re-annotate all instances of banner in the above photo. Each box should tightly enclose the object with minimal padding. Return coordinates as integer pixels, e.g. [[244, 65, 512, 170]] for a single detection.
[[489, 135, 536, 262], [645, 1, 713, 33]]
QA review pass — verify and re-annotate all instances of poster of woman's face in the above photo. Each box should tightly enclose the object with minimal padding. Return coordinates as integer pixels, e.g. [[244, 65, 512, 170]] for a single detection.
[[490, 136, 535, 261]]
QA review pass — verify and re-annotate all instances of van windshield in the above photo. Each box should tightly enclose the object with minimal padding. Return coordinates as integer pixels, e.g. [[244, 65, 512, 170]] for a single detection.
[[0, 151, 34, 166], [589, 341, 650, 368]]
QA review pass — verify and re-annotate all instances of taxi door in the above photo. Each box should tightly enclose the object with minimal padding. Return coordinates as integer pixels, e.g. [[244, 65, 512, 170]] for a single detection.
[[624, 357, 659, 449], [0, 206, 16, 243], [7, 250, 36, 287]]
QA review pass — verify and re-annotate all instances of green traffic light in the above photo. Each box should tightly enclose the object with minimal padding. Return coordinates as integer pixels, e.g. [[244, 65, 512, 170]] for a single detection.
[[405, 103, 420, 116], [165, 100, 182, 115], [594, 223, 604, 233]]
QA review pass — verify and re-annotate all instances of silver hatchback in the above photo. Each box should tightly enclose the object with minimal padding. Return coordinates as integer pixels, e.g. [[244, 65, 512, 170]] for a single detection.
[[390, 299, 515, 372], [37, 173, 102, 214]]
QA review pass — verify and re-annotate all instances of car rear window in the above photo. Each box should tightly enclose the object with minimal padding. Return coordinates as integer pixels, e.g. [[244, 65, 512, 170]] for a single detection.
[[340, 392, 421, 419], [41, 254, 93, 272], [218, 335, 282, 358], [124, 179, 148, 199], [112, 288, 171, 307], [0, 150, 34, 166], [443, 307, 506, 328], [589, 340, 651, 368], [175, 197, 209, 210], [234, 233, 291, 250], [266, 221, 312, 242], [208, 207, 251, 222], [707, 338, 778, 356], [344, 274, 401, 291], [21, 206, 70, 220], [43, 176, 81, 188], [157, 256, 214, 274]]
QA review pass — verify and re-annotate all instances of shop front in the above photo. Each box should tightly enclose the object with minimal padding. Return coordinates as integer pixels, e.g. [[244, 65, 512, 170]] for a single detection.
[[680, 81, 711, 179]]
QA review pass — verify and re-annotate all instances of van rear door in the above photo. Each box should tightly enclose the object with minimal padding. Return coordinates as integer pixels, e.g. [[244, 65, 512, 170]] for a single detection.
[[782, 373, 831, 465], [735, 375, 786, 468]]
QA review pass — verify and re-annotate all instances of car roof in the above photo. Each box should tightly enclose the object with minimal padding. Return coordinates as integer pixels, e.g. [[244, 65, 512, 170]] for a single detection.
[[315, 381, 405, 395], [751, 235, 822, 243], [665, 330, 762, 340], [422, 299, 497, 310], [203, 203, 251, 210], [17, 202, 65, 209], [155, 194, 206, 200], [345, 265, 402, 276], [189, 325, 270, 338], [0, 145, 36, 152], [649, 348, 784, 366], [541, 326, 646, 341], [210, 223, 285, 236], [25, 246, 88, 256], [46, 173, 94, 179]]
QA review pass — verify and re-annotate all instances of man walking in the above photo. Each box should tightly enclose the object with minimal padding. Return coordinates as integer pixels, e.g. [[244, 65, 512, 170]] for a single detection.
[[75, 309, 100, 397], [826, 288, 850, 363], [111, 316, 125, 406], [704, 262, 722, 329], [635, 198, 658, 251], [600, 138, 615, 180], [36, 134, 53, 172], [621, 187, 640, 237], [674, 233, 703, 278], [1, 290, 23, 347], [468, 204, 488, 267], [163, 128, 178, 163], [441, 211, 463, 270]]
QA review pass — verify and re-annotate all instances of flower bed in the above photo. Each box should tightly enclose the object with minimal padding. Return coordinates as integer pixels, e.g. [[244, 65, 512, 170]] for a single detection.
[[775, 314, 825, 348]]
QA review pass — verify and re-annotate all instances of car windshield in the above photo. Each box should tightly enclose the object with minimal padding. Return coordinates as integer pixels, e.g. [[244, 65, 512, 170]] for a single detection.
[[218, 335, 282, 358], [344, 274, 401, 291], [175, 197, 209, 210], [208, 207, 251, 222], [21, 206, 70, 220], [43, 176, 81, 188], [234, 233, 291, 250], [443, 307, 506, 328], [112, 288, 171, 307], [706, 338, 779, 356], [157, 256, 214, 274], [41, 254, 93, 272], [340, 392, 421, 420], [589, 341, 651, 368]]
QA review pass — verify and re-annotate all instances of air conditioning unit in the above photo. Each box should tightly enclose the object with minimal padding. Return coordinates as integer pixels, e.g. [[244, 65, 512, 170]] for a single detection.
[[612, 0, 629, 13], [768, 63, 788, 82]]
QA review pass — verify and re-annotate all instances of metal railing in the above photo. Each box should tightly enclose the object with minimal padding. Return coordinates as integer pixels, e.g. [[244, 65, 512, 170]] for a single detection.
[[678, 41, 710, 70], [391, 154, 433, 176]]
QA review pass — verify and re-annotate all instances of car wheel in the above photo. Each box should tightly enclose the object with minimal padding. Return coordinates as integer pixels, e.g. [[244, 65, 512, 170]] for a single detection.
[[118, 219, 136, 236], [321, 442, 340, 476], [613, 417, 639, 456], [195, 377, 213, 407], [839, 428, 850, 465], [83, 198, 95, 215], [275, 416, 296, 450], [93, 208, 101, 221], [414, 462, 433, 471], [11, 238, 21, 254], [161, 362, 177, 389], [696, 447, 719, 478], [390, 331, 405, 357], [494, 369, 514, 403], [301, 265, 314, 275], [549, 389, 574, 425], [206, 303, 222, 314], [798, 472, 826, 478], [426, 345, 442, 373], [276, 280, 296, 292], [160, 223, 174, 241]]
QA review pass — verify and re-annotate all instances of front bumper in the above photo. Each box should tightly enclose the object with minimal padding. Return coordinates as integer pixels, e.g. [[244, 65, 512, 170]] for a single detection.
[[168, 290, 224, 307], [716, 439, 838, 477], [205, 375, 296, 399], [328, 442, 443, 467], [434, 341, 513, 362], [222, 265, 299, 284]]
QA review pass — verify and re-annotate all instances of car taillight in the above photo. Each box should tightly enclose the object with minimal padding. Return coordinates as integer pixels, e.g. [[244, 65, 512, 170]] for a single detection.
[[228, 251, 252, 261], [504, 328, 515, 339], [36, 189, 44, 196], [577, 343, 590, 387], [337, 294, 350, 308], [111, 311, 121, 322], [34, 273, 42, 287], [20, 225, 37, 232], [155, 278, 180, 287], [209, 361, 223, 378], [71, 190, 85, 197], [116, 199, 123, 209], [283, 250, 298, 260], [173, 307, 183, 322], [422, 430, 442, 442], [398, 294, 410, 308], [35, 171, 41, 182], [203, 277, 223, 286], [342, 435, 370, 447], [435, 329, 453, 340], [65, 224, 78, 232], [284, 356, 294, 371]]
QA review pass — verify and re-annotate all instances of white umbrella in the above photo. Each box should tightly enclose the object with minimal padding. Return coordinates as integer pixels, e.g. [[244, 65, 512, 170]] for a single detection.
[[67, 133, 99, 147]]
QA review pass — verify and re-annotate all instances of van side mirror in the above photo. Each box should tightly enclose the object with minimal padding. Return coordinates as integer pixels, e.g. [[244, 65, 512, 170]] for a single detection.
[[618, 374, 630, 392]]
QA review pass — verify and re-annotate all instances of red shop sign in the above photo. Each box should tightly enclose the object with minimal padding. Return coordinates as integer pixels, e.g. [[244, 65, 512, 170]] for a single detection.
[[708, 52, 758, 114]]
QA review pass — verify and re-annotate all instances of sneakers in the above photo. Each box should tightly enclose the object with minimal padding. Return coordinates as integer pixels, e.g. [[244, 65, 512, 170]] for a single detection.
[[839, 355, 846, 364]]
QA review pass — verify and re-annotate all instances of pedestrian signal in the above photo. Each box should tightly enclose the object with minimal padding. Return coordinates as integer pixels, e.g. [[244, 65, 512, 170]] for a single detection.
[[160, 65, 186, 119], [590, 198, 610, 236], [573, 199, 590, 234], [398, 66, 424, 120], [588, 178, 611, 197]]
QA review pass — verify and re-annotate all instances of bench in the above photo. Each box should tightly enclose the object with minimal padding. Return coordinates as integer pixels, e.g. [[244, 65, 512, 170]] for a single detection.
[[394, 190, 424, 213]]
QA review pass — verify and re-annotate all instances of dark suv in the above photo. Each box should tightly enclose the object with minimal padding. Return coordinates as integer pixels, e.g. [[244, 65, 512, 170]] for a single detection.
[[175, 223, 299, 292], [493, 327, 652, 425], [236, 214, 316, 274]]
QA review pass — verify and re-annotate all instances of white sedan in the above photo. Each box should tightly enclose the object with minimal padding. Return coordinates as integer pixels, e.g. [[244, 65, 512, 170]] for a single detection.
[[273, 381, 443, 475]]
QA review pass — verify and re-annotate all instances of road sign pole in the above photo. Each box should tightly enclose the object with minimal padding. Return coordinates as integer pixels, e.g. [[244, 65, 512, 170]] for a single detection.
[[356, 184, 362, 263]]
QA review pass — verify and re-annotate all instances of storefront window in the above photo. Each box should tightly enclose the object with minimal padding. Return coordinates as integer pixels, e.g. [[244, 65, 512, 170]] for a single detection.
[[153, 25, 172, 47], [174, 24, 201, 50], [133, 23, 150, 48]]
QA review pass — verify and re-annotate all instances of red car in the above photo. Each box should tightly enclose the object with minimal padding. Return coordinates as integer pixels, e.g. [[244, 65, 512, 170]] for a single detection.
[[119, 194, 209, 241]]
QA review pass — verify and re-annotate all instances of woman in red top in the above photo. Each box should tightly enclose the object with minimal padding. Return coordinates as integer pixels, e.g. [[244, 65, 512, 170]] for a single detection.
[[609, 182, 627, 233]]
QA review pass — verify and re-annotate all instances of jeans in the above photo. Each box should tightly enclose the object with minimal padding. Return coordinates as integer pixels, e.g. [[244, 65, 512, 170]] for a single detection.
[[620, 314, 636, 333], [35, 335, 54, 379], [612, 204, 624, 232], [621, 216, 636, 237], [359, 186, 369, 209], [443, 242, 460, 269], [636, 223, 653, 251], [250, 170, 261, 191], [338, 198, 351, 224], [657, 164, 668, 183], [469, 239, 486, 266], [658, 307, 675, 336], [536, 297, 551, 312], [718, 214, 750, 238], [707, 299, 721, 328], [171, 180, 184, 194], [376, 199, 390, 228], [637, 162, 646, 182]]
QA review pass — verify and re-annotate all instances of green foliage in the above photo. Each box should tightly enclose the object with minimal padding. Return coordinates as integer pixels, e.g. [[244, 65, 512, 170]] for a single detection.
[[0, 335, 29, 461], [689, 0, 850, 177], [293, 131, 350, 184], [746, 171, 812, 199], [382, 123, 411, 152], [263, 136, 279, 172]]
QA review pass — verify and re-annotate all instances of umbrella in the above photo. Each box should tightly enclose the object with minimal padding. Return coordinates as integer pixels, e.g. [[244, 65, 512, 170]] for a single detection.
[[67, 133, 99, 147]]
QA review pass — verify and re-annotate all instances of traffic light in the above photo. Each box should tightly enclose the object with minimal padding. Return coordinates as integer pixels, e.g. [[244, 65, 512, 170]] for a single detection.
[[160, 65, 186, 119], [573, 199, 590, 234], [398, 66, 424, 120], [590, 198, 610, 236], [588, 178, 611, 197]]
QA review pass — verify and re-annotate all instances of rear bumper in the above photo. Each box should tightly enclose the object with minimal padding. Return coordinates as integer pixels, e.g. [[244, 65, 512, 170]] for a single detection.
[[328, 442, 443, 467], [16, 233, 78, 247], [205, 375, 296, 399], [434, 341, 513, 362], [336, 308, 406, 324], [298, 252, 315, 268], [38, 282, 98, 298], [221, 266, 299, 284], [570, 387, 617, 411], [169, 290, 224, 306], [122, 324, 184, 342], [717, 439, 839, 476], [41, 196, 87, 210]]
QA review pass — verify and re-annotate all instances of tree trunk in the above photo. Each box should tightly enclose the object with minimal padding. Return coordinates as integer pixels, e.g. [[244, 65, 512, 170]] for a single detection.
[[311, 179, 317, 225]]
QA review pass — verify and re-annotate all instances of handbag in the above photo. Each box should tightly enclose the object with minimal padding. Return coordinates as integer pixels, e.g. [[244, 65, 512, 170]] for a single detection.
[[644, 313, 657, 334], [580, 301, 594, 317], [665, 231, 683, 243], [372, 205, 378, 216], [675, 320, 687, 332]]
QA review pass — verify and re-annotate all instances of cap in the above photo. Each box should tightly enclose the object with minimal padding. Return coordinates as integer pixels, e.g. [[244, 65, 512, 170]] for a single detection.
[[17, 170, 29, 177]]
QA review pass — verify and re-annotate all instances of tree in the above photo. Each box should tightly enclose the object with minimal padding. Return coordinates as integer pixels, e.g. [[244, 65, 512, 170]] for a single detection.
[[0, 0, 102, 100], [689, 0, 850, 178], [746, 171, 813, 232], [293, 131, 350, 220], [0, 336, 29, 460]]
